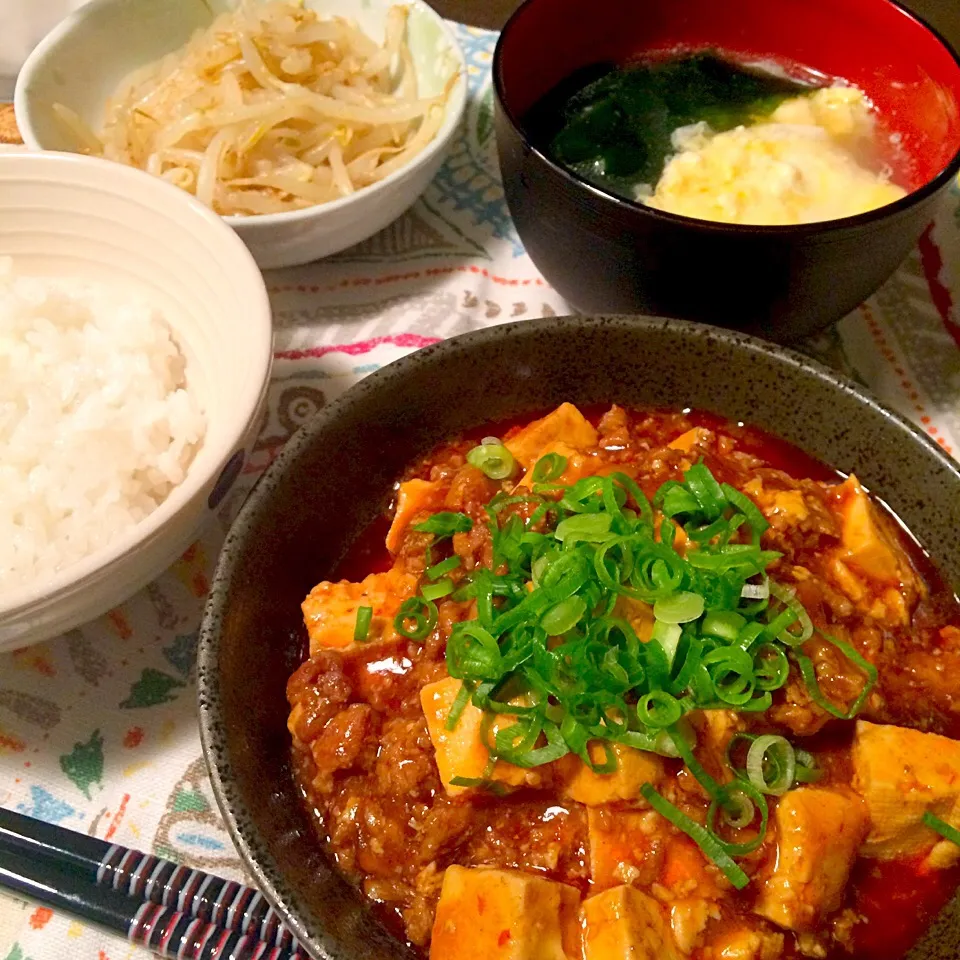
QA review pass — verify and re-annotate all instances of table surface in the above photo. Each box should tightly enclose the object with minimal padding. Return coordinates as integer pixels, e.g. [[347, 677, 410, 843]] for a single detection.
[[2, 6, 960, 960]]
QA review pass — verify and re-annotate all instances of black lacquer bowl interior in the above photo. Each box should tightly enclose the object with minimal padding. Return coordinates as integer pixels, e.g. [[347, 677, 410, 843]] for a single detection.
[[492, 0, 960, 341]]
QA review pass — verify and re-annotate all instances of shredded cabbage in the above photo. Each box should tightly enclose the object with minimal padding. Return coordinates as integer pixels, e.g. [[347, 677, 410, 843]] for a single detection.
[[57, 1, 454, 216]]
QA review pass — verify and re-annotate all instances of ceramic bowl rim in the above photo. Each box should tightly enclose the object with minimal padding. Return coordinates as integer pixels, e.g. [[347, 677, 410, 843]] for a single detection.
[[492, 0, 960, 238], [0, 150, 273, 620], [197, 313, 960, 960], [13, 0, 469, 230]]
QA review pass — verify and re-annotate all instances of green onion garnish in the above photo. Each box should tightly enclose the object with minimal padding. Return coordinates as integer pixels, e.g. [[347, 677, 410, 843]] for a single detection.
[[745, 734, 796, 796], [654, 591, 705, 624], [426, 555, 461, 580], [533, 452, 568, 482], [640, 783, 750, 890], [421, 578, 455, 602], [794, 632, 878, 719], [706, 778, 768, 855], [449, 775, 509, 796], [684, 462, 727, 520], [923, 811, 960, 847], [721, 483, 769, 540], [637, 690, 682, 728], [399, 456, 879, 884], [353, 605, 373, 642], [767, 581, 813, 645], [394, 596, 438, 641], [467, 438, 516, 480], [445, 681, 473, 731], [413, 512, 473, 536]]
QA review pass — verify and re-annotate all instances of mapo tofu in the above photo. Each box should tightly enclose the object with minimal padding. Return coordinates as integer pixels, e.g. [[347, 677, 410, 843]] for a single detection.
[[286, 405, 960, 959]]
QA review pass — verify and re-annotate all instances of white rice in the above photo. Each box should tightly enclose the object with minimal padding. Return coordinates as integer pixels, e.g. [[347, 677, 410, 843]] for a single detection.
[[0, 257, 206, 596]]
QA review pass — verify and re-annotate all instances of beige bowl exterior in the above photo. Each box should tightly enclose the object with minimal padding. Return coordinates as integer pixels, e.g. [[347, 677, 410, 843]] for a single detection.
[[0, 151, 273, 649], [14, 0, 468, 269]]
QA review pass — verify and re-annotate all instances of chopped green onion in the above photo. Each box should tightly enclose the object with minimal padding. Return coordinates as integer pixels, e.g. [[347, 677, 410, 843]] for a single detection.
[[640, 783, 750, 890], [394, 596, 438, 641], [717, 787, 756, 829], [555, 513, 614, 544], [685, 462, 728, 520], [654, 591, 705, 624], [753, 643, 789, 691], [426, 555, 461, 580], [746, 734, 796, 796], [449, 775, 509, 796], [445, 681, 473, 731], [467, 440, 516, 480], [660, 484, 701, 518], [794, 753, 822, 784], [721, 483, 769, 539], [702, 610, 746, 641], [541, 596, 587, 635], [610, 472, 653, 527], [707, 778, 769, 855], [421, 579, 455, 602], [652, 620, 682, 667], [794, 632, 877, 719], [923, 811, 960, 847], [638, 690, 682, 728], [686, 517, 730, 543], [768, 581, 813, 645], [740, 576, 770, 601], [353, 605, 373, 642], [413, 512, 473, 536], [422, 450, 835, 877], [447, 621, 502, 679], [735, 622, 765, 653], [533, 453, 568, 482], [669, 726, 727, 805]]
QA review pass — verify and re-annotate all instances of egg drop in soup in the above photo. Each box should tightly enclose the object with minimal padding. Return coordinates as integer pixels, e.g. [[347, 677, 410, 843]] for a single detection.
[[525, 52, 906, 225]]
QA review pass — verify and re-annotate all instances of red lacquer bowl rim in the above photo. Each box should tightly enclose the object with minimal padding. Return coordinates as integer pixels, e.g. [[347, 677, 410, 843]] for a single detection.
[[492, 0, 960, 238]]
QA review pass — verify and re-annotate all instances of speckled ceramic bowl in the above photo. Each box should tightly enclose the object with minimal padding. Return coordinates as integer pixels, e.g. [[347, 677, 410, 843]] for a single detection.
[[198, 316, 960, 960]]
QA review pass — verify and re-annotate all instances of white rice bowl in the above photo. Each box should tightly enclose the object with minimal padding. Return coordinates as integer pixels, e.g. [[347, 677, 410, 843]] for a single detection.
[[0, 257, 205, 594]]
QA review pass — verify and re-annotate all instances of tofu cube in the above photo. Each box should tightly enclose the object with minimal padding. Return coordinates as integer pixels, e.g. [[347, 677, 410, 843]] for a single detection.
[[835, 475, 901, 583], [667, 427, 711, 453], [581, 885, 679, 960], [420, 677, 539, 797], [505, 403, 599, 468], [853, 720, 960, 863], [430, 866, 580, 960], [386, 478, 444, 552], [755, 787, 866, 931], [563, 742, 662, 806], [515, 441, 595, 490], [301, 566, 417, 653]]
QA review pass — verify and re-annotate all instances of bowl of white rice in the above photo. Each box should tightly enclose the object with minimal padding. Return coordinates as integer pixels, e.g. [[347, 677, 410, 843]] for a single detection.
[[0, 150, 272, 649]]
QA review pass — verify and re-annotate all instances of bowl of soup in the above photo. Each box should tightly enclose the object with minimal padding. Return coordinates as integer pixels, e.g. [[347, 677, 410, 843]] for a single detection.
[[492, 0, 960, 341], [198, 316, 960, 960]]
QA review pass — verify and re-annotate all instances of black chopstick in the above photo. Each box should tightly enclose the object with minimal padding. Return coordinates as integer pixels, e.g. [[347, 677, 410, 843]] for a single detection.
[[0, 807, 307, 959], [0, 845, 308, 959]]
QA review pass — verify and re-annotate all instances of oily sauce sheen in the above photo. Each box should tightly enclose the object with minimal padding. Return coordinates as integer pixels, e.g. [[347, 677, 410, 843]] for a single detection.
[[289, 407, 960, 959]]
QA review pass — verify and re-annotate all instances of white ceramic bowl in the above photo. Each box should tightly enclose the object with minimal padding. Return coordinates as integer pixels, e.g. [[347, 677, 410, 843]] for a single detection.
[[14, 0, 468, 270], [0, 151, 273, 650]]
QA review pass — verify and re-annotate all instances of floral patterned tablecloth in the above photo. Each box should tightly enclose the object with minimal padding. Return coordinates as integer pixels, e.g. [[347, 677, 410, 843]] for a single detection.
[[1, 23, 960, 960]]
